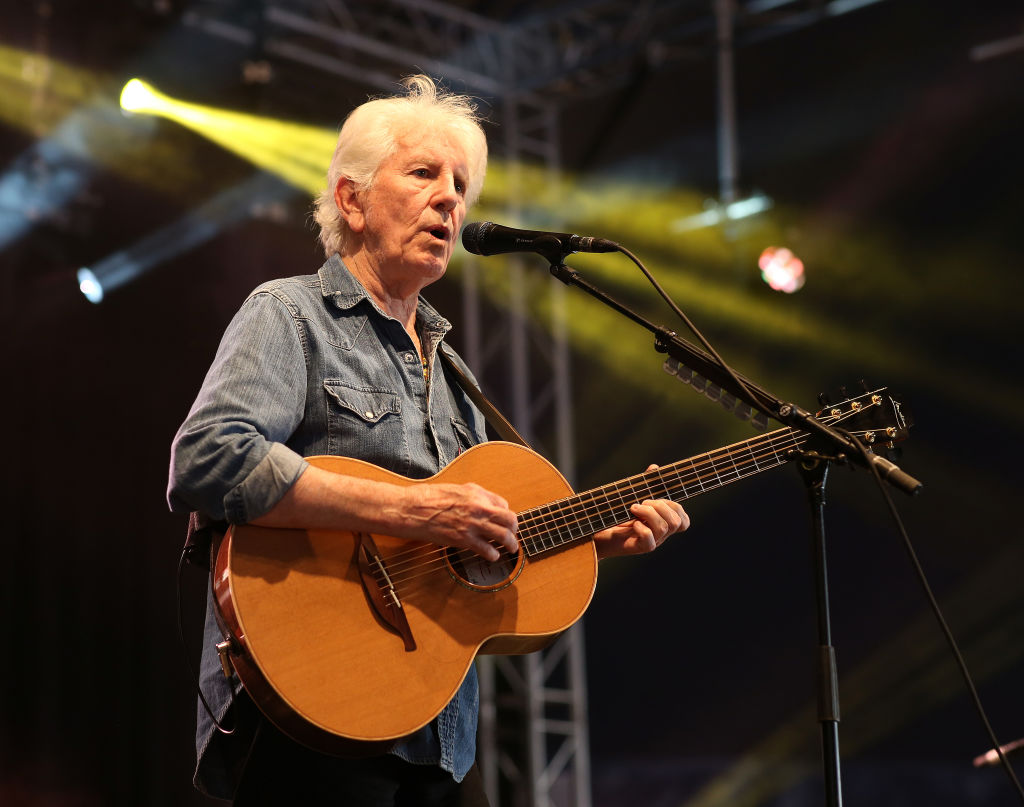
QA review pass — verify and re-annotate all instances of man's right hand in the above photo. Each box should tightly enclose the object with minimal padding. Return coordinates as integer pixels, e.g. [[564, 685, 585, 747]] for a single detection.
[[392, 483, 519, 561]]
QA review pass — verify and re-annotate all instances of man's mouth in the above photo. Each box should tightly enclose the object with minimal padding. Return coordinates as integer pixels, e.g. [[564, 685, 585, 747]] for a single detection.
[[428, 226, 449, 241]]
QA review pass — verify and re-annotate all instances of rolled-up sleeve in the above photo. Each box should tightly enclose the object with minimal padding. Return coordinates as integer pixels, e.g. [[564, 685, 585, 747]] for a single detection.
[[168, 291, 310, 523]]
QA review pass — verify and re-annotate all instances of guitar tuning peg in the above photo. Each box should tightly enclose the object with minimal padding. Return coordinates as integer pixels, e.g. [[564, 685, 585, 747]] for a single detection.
[[818, 392, 831, 407], [838, 385, 849, 400]]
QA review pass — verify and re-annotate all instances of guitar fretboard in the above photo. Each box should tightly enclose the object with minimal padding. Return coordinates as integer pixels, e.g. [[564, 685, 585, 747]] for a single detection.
[[516, 425, 804, 556]]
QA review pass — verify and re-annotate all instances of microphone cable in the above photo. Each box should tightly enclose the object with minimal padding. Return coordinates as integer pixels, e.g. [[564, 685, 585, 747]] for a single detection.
[[844, 430, 1024, 803]]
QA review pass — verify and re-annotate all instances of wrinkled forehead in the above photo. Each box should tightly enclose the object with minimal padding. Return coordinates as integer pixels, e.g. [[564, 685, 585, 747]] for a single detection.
[[390, 128, 471, 171]]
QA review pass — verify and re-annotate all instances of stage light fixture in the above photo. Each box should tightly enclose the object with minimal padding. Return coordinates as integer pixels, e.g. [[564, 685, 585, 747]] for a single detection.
[[74, 173, 295, 303], [77, 267, 103, 303], [119, 78, 161, 113], [671, 192, 773, 233], [759, 246, 805, 293]]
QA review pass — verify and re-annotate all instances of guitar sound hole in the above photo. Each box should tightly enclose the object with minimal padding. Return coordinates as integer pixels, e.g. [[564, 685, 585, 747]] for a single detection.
[[445, 547, 520, 590]]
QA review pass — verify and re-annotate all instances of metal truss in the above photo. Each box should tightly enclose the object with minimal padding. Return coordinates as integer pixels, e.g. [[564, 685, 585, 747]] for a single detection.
[[181, 0, 889, 100]]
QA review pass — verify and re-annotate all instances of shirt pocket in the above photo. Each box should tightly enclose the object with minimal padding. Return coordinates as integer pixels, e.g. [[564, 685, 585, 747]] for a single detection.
[[324, 381, 408, 471], [450, 416, 478, 454]]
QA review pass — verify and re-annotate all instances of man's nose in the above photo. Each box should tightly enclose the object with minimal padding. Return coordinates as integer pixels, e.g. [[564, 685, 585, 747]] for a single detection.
[[434, 173, 460, 212]]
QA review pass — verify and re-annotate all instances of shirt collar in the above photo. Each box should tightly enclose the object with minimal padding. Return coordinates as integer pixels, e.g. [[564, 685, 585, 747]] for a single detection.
[[318, 253, 452, 337]]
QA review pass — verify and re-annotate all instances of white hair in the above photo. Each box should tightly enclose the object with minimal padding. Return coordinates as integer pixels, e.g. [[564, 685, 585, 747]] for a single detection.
[[313, 75, 488, 257]]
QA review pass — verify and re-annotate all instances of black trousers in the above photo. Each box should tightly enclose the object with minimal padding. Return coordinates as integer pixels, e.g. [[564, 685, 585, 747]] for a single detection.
[[231, 708, 490, 807]]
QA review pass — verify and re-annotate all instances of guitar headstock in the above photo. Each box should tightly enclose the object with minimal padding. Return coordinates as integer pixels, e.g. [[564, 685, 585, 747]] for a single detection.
[[815, 386, 913, 451]]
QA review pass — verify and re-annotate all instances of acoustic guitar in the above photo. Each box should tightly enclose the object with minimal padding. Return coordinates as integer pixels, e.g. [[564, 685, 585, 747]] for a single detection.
[[212, 387, 911, 754]]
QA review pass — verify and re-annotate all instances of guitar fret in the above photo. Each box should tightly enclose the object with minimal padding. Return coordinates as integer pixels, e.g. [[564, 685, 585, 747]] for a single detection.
[[545, 499, 582, 550], [714, 448, 740, 484], [643, 469, 671, 502], [612, 482, 634, 526], [538, 503, 560, 550], [519, 514, 544, 556], [671, 460, 698, 498], [746, 442, 762, 471], [595, 488, 617, 530], [670, 462, 694, 501], [765, 432, 791, 469], [705, 451, 725, 487], [777, 430, 799, 462], [561, 501, 593, 545], [660, 464, 680, 501], [730, 446, 755, 478], [689, 457, 707, 493], [577, 491, 603, 534]]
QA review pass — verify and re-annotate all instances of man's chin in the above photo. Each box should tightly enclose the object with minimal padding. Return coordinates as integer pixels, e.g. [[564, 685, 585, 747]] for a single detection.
[[411, 257, 448, 286]]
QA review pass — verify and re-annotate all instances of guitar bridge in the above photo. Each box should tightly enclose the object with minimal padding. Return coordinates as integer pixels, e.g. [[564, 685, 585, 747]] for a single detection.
[[373, 554, 402, 610], [356, 533, 416, 652]]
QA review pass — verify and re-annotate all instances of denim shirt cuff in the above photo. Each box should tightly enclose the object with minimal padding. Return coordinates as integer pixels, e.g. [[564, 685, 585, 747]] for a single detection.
[[223, 442, 309, 523]]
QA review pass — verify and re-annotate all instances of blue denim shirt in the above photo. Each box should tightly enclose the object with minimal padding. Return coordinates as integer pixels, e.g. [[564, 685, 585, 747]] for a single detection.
[[168, 254, 488, 799]]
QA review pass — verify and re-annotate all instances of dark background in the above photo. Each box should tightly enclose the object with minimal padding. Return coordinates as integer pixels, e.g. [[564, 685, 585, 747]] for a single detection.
[[1, 1, 1022, 805]]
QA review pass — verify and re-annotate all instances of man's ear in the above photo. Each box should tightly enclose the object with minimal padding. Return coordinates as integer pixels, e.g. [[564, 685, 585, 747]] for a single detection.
[[334, 177, 365, 234]]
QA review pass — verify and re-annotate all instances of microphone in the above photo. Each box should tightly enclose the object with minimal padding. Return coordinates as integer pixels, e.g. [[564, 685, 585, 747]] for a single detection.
[[461, 221, 619, 260]]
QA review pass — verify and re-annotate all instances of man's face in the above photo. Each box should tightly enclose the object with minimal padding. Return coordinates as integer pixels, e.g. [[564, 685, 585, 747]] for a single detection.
[[355, 129, 471, 290]]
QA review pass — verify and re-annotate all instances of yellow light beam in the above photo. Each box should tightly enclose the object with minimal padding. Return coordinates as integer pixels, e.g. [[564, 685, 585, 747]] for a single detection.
[[120, 77, 337, 194]]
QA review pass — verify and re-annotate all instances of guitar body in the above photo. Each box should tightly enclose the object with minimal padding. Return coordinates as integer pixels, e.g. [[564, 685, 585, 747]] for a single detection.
[[214, 441, 597, 753]]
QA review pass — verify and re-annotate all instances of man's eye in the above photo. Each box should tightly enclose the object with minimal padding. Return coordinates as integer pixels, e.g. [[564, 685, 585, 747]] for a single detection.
[[455, 181, 466, 194], [413, 168, 429, 177]]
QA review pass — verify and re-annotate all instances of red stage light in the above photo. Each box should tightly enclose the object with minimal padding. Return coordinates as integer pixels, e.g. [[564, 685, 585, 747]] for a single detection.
[[759, 246, 805, 293]]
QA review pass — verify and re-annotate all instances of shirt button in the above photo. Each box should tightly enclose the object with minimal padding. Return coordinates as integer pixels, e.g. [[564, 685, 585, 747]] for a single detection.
[[364, 411, 374, 419], [404, 352, 416, 363]]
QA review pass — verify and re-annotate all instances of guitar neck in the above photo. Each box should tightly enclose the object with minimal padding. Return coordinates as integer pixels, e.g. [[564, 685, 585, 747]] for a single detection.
[[518, 425, 804, 556]]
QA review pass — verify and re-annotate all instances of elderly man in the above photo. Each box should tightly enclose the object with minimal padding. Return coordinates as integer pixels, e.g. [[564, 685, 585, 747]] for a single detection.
[[169, 75, 688, 806]]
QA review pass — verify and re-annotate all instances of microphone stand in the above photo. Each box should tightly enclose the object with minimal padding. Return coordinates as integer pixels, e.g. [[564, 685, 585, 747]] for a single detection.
[[544, 259, 922, 495], [544, 257, 923, 806], [800, 454, 843, 806]]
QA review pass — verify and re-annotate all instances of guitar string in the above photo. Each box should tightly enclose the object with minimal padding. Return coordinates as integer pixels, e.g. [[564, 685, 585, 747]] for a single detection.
[[374, 403, 878, 586], [378, 437, 804, 590], [373, 422, 809, 581], [373, 402, 870, 580], [376, 405, 881, 590]]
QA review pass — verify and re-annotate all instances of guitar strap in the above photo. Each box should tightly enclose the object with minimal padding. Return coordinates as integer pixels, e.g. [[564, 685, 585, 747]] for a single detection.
[[437, 344, 530, 448]]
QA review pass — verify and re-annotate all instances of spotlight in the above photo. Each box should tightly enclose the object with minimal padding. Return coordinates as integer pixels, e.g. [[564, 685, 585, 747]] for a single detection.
[[119, 78, 160, 113], [759, 246, 805, 293], [115, 78, 334, 193], [77, 267, 103, 303], [671, 192, 773, 233]]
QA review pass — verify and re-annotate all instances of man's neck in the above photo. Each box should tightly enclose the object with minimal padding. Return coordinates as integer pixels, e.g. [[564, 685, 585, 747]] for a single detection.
[[343, 250, 420, 332]]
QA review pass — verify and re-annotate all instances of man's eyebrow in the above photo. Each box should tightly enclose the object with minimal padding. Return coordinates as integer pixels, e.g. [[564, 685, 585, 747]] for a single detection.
[[401, 152, 437, 165]]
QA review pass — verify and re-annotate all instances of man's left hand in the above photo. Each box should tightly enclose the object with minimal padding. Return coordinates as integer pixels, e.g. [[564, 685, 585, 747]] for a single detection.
[[592, 466, 690, 559]]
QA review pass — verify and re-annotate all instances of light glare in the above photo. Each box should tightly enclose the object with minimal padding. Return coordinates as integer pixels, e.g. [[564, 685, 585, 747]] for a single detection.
[[759, 246, 805, 293], [120, 78, 158, 113], [671, 193, 773, 233], [77, 267, 103, 303]]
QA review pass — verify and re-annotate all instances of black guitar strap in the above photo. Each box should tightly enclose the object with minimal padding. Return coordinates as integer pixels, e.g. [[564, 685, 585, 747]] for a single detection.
[[438, 344, 530, 449]]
